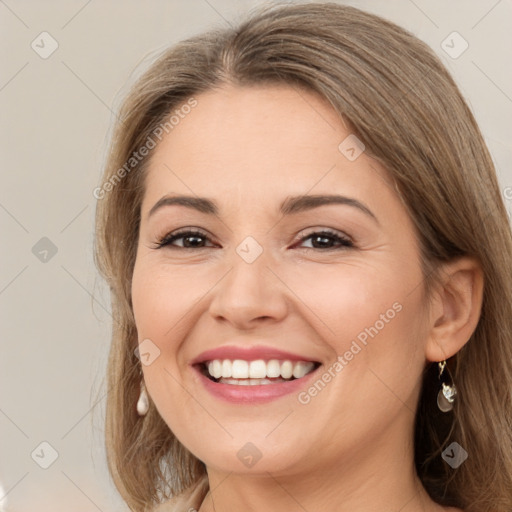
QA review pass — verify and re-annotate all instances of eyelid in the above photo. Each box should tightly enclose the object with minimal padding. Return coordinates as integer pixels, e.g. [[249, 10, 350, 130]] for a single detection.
[[153, 227, 215, 249], [295, 226, 352, 243], [154, 226, 354, 251]]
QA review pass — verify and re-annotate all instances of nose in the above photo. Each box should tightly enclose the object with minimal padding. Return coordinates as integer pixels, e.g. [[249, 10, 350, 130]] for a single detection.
[[208, 249, 289, 330]]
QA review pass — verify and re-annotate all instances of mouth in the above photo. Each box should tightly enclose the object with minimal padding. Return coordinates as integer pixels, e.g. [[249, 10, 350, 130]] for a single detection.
[[195, 358, 321, 386], [190, 345, 322, 403]]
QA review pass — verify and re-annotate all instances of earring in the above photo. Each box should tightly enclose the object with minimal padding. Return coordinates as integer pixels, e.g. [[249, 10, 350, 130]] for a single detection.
[[137, 380, 149, 416], [437, 360, 456, 412]]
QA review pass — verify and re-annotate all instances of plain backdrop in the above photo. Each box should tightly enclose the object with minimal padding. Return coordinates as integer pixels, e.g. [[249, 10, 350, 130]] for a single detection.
[[1, 1, 511, 510]]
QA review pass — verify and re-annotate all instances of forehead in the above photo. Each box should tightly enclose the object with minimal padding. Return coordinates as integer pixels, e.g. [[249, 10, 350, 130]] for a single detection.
[[142, 84, 394, 215]]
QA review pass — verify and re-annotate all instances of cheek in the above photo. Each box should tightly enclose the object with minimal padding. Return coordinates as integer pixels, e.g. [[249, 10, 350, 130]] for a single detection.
[[131, 261, 185, 383], [130, 259, 223, 408], [285, 263, 427, 447], [284, 260, 421, 343], [287, 260, 428, 395], [131, 262, 195, 434], [131, 260, 208, 341]]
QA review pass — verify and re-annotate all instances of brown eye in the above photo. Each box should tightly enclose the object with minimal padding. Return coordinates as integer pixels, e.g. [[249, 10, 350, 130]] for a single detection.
[[298, 230, 353, 250], [156, 229, 214, 249]]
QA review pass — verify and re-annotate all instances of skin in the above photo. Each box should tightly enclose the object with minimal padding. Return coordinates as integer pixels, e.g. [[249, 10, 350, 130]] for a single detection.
[[131, 84, 483, 512]]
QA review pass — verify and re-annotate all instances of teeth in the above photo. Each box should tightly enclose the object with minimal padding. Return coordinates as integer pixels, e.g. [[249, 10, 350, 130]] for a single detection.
[[205, 359, 315, 381], [221, 360, 232, 378], [267, 360, 281, 378], [292, 361, 311, 379], [208, 360, 222, 379], [232, 360, 249, 379], [249, 360, 267, 378], [280, 361, 293, 379], [220, 378, 279, 386]]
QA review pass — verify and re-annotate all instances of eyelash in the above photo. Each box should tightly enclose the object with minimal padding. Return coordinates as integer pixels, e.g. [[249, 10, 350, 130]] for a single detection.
[[154, 228, 354, 251]]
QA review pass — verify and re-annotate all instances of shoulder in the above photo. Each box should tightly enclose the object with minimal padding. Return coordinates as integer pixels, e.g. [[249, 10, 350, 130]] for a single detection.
[[152, 476, 209, 512]]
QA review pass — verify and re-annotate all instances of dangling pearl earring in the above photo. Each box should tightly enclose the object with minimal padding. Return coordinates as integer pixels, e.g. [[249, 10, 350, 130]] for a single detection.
[[437, 360, 457, 412], [137, 380, 149, 416]]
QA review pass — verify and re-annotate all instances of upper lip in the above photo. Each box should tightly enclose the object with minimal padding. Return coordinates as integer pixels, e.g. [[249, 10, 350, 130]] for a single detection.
[[191, 345, 320, 365]]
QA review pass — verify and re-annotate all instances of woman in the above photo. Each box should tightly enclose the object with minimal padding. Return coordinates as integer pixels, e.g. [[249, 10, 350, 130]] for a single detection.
[[94, 3, 512, 511]]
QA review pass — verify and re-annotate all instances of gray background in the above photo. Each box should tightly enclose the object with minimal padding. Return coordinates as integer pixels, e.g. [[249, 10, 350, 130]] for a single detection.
[[1, 0, 511, 510]]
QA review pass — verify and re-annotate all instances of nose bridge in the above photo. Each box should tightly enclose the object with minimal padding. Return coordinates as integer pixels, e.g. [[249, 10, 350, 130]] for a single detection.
[[208, 236, 288, 326]]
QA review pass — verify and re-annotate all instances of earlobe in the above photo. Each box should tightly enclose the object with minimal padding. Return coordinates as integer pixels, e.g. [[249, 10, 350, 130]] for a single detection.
[[425, 257, 484, 362]]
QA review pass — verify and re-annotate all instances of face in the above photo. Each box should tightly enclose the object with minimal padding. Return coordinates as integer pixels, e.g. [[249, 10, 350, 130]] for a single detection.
[[131, 84, 431, 476]]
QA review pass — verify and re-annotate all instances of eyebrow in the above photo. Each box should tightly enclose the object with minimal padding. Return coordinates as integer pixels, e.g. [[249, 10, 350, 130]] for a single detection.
[[148, 194, 378, 223]]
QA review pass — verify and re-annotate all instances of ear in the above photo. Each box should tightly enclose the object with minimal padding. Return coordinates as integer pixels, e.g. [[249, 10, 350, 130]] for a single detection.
[[425, 257, 484, 362]]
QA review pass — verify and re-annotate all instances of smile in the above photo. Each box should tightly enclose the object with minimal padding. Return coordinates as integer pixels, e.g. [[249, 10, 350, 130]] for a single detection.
[[191, 346, 322, 403], [202, 359, 317, 385]]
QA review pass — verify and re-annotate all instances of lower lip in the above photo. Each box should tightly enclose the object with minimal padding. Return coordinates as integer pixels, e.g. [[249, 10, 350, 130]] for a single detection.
[[193, 365, 320, 404]]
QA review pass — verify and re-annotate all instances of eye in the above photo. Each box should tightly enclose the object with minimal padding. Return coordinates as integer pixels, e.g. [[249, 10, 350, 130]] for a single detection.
[[296, 229, 353, 250], [154, 229, 215, 249], [154, 228, 354, 251]]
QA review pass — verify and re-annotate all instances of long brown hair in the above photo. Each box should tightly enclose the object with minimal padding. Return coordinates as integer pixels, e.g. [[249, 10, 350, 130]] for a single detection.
[[94, 3, 512, 510]]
